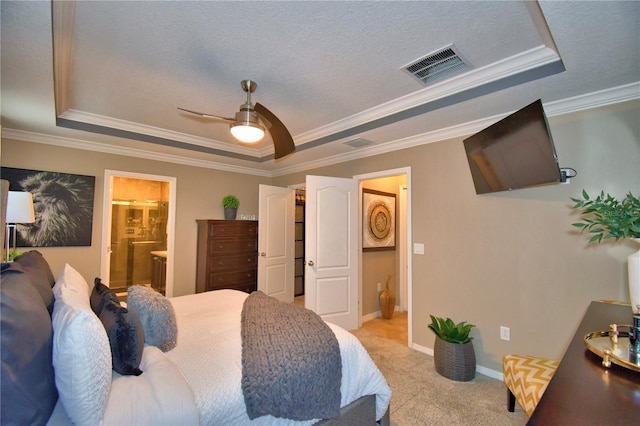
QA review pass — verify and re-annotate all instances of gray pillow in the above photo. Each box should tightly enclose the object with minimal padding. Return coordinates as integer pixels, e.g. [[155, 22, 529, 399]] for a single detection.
[[127, 286, 177, 352], [98, 300, 144, 376], [12, 250, 56, 313], [1, 262, 57, 424]]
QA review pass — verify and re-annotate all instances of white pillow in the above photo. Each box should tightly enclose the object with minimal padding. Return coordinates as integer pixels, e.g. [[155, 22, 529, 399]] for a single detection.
[[103, 346, 199, 425], [51, 264, 112, 426], [52, 263, 91, 300]]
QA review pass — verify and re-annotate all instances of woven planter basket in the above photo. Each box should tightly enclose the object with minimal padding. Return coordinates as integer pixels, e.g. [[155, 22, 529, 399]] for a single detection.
[[434, 336, 476, 381]]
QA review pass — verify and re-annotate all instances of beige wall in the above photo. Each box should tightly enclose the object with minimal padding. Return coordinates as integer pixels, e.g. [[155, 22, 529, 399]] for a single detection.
[[2, 99, 639, 373], [274, 99, 640, 372], [0, 140, 270, 296]]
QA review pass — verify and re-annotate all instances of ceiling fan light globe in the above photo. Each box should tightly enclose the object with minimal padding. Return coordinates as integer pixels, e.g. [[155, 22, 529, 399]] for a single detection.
[[230, 123, 265, 144]]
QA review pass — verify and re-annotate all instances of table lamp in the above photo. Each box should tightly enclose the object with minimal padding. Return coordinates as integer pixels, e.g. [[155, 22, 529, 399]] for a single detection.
[[5, 191, 35, 262]]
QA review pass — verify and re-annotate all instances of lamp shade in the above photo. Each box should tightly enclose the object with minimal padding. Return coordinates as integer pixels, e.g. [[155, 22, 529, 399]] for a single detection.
[[230, 123, 265, 144], [6, 191, 35, 224]]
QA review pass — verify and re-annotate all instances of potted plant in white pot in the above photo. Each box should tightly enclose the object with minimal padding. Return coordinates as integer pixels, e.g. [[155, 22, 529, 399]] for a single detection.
[[428, 315, 476, 381], [571, 190, 640, 312], [222, 194, 240, 220]]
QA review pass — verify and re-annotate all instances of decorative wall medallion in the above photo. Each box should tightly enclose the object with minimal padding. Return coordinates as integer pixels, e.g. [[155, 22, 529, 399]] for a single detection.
[[362, 188, 396, 251]]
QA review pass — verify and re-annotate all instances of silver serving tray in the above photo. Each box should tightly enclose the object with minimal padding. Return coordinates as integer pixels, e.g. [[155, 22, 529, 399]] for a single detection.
[[584, 330, 640, 372]]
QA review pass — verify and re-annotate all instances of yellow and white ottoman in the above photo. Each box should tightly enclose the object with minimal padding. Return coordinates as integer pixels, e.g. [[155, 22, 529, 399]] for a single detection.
[[503, 354, 559, 417]]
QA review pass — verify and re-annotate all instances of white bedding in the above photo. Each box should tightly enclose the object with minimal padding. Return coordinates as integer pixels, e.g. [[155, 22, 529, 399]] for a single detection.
[[47, 345, 200, 426], [166, 289, 391, 425]]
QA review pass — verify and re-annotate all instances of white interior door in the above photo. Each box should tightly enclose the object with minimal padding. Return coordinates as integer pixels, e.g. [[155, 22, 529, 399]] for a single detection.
[[305, 175, 359, 330], [257, 184, 295, 302]]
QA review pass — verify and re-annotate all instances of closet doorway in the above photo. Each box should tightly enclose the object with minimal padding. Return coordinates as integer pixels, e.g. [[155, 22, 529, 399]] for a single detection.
[[294, 188, 305, 297], [100, 170, 177, 297]]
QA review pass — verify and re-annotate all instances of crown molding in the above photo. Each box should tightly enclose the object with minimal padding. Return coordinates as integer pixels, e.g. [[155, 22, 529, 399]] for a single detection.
[[57, 45, 559, 157], [272, 82, 640, 176], [543, 82, 640, 116], [59, 109, 268, 158], [0, 128, 272, 177], [293, 45, 560, 146], [3, 82, 638, 178]]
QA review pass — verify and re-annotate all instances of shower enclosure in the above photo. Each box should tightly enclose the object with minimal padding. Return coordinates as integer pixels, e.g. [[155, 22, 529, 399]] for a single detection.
[[109, 177, 169, 295]]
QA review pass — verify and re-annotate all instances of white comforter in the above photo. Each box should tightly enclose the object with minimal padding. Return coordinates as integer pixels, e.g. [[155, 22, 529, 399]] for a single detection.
[[166, 289, 391, 425]]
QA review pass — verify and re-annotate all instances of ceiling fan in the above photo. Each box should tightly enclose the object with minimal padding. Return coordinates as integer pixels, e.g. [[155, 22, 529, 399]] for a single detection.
[[178, 80, 295, 159]]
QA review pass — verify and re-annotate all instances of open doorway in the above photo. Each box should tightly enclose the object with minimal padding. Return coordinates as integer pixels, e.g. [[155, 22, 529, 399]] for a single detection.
[[356, 168, 411, 346], [101, 171, 177, 297], [288, 167, 412, 343]]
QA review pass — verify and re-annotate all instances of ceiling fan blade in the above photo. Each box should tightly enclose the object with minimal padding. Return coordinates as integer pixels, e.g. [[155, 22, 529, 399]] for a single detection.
[[177, 107, 234, 122], [255, 103, 295, 159]]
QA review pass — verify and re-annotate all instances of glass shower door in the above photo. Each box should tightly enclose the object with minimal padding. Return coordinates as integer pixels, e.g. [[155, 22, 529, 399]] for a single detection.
[[109, 177, 168, 295]]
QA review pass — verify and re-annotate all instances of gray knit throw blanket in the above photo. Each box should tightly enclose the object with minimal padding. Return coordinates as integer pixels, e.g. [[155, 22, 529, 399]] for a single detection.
[[241, 291, 342, 421]]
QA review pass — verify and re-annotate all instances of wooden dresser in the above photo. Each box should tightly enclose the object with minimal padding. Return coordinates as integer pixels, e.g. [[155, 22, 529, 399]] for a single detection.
[[195, 220, 258, 294]]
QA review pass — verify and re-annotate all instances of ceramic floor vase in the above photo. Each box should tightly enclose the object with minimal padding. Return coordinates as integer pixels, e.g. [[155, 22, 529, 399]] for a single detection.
[[434, 336, 476, 381], [379, 287, 395, 319]]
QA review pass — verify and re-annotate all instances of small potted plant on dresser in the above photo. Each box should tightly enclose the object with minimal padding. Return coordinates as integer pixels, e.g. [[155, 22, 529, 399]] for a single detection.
[[222, 194, 240, 220], [428, 315, 476, 381]]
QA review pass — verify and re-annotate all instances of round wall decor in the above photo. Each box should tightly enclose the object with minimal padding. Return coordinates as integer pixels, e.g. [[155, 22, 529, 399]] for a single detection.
[[369, 204, 392, 239], [362, 189, 396, 251]]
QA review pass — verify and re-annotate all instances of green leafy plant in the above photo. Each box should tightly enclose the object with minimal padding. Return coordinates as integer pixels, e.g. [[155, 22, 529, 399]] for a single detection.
[[7, 248, 23, 262], [571, 190, 640, 243], [222, 194, 240, 209], [428, 315, 475, 344]]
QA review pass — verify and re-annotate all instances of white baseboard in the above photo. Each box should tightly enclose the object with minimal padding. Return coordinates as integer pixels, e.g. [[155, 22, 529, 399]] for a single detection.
[[361, 311, 381, 323], [361, 306, 402, 323], [362, 311, 505, 382]]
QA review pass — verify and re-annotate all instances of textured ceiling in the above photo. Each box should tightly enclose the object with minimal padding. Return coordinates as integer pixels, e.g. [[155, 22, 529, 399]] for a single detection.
[[1, 1, 638, 175]]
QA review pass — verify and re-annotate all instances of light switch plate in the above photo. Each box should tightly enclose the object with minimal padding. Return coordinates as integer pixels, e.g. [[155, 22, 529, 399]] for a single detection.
[[413, 243, 425, 255]]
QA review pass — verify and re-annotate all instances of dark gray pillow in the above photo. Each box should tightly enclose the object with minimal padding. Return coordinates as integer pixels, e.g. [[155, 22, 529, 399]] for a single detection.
[[98, 300, 145, 376], [90, 277, 120, 316], [127, 285, 177, 352], [0, 264, 58, 424], [12, 250, 56, 314]]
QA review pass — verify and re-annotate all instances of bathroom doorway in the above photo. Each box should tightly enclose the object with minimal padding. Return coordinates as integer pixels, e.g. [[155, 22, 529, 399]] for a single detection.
[[101, 171, 176, 297]]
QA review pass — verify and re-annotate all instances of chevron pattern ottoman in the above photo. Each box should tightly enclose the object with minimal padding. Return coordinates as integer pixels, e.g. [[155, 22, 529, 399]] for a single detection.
[[503, 354, 559, 417]]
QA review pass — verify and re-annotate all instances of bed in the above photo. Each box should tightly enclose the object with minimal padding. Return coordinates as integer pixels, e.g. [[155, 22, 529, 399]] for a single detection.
[[0, 251, 391, 425]]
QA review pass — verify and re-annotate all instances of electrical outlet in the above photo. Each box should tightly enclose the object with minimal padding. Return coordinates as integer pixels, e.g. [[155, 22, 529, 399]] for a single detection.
[[500, 326, 511, 341], [377, 282, 382, 292]]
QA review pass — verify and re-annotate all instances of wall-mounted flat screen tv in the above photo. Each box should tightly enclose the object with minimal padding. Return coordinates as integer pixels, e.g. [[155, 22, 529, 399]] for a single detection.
[[463, 99, 561, 194]]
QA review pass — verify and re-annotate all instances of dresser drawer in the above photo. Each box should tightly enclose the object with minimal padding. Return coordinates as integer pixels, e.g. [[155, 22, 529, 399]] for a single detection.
[[208, 221, 257, 238], [207, 253, 257, 272], [208, 237, 257, 255], [207, 269, 257, 290]]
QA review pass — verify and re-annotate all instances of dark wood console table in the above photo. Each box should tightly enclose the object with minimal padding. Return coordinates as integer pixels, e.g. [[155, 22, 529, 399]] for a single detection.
[[528, 301, 640, 425]]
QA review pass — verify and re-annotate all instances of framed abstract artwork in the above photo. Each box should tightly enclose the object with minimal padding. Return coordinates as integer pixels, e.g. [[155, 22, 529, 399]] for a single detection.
[[1, 167, 95, 247], [362, 188, 396, 251]]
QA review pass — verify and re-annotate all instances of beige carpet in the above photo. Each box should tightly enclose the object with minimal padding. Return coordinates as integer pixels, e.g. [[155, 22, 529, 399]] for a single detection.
[[350, 328, 528, 425]]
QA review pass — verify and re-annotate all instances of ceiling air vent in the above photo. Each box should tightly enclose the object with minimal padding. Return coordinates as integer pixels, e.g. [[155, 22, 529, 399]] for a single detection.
[[402, 44, 469, 86], [343, 138, 373, 148]]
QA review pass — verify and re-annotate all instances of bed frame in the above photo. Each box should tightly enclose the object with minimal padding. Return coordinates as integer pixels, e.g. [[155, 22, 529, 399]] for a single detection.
[[319, 395, 389, 426]]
